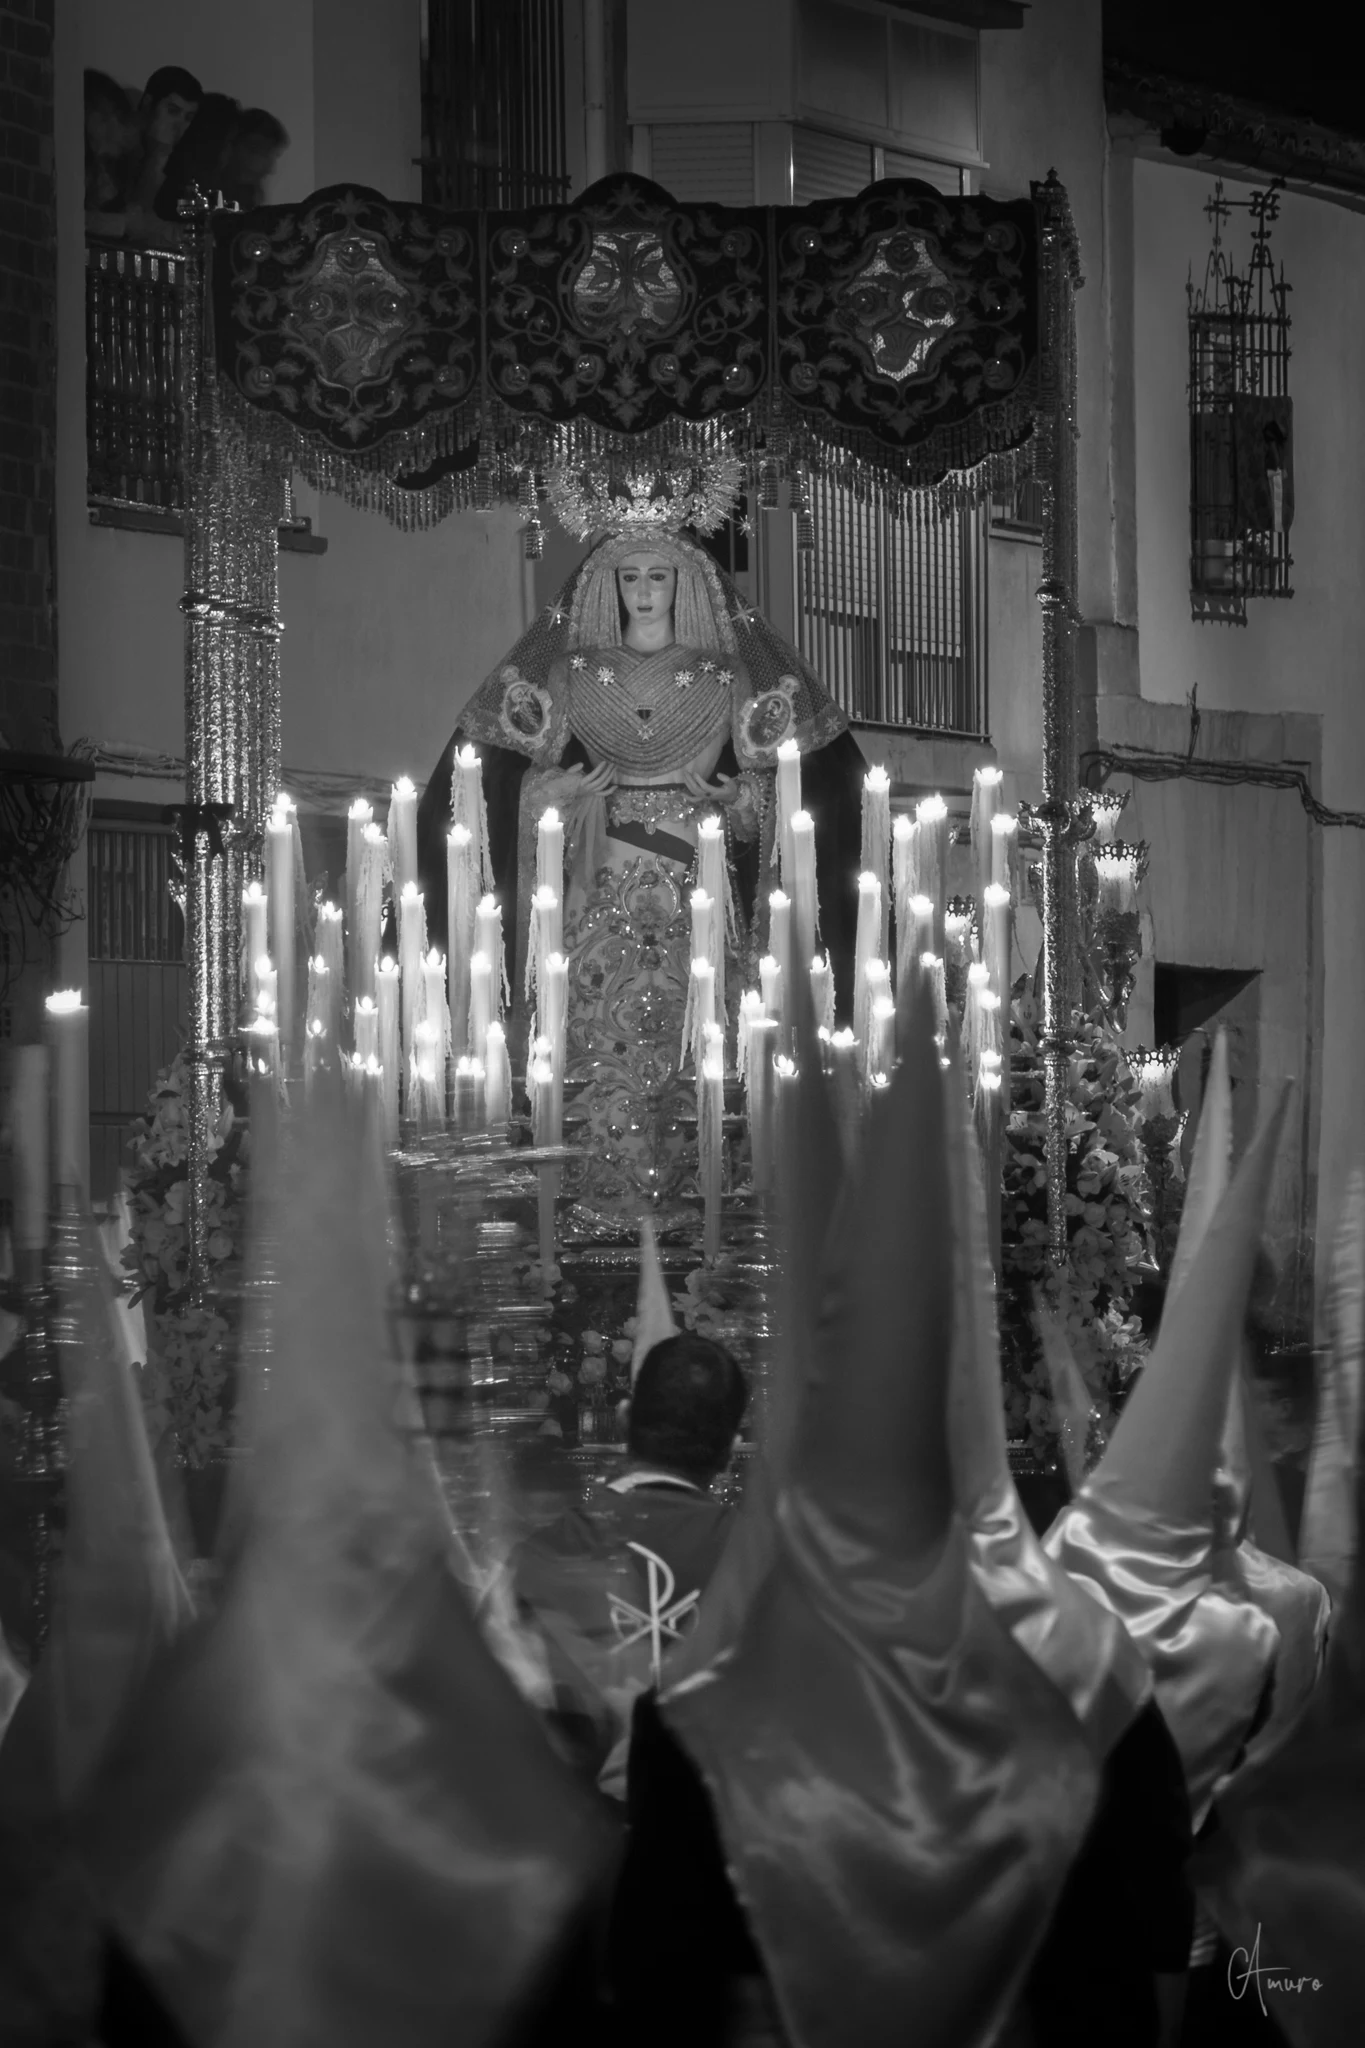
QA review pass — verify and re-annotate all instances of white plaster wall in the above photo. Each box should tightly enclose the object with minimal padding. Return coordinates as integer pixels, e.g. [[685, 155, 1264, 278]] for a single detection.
[[58, 0, 525, 811]]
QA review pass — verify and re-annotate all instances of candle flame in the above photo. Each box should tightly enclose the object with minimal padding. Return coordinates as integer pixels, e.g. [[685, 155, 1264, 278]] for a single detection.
[[690, 957, 714, 980], [348, 798, 373, 821], [46, 989, 84, 1014], [864, 765, 891, 791], [363, 822, 386, 847], [486, 1021, 506, 1045], [790, 810, 814, 833], [400, 880, 423, 904], [893, 814, 915, 840], [456, 744, 480, 769], [979, 989, 1001, 1012], [307, 1018, 325, 1039], [243, 881, 266, 904], [270, 791, 295, 818], [530, 885, 559, 911], [449, 823, 472, 848], [776, 738, 801, 762], [311, 954, 327, 974], [768, 889, 790, 911], [355, 995, 377, 1017], [968, 962, 991, 987], [872, 995, 896, 1021], [990, 811, 1018, 836], [857, 870, 880, 893], [378, 957, 399, 979], [979, 1070, 1002, 1092], [774, 1055, 797, 1077], [544, 952, 568, 975], [538, 807, 561, 830], [916, 794, 947, 824], [698, 814, 723, 838], [477, 892, 497, 913], [690, 887, 712, 909], [984, 882, 1011, 907], [975, 765, 1004, 788], [318, 902, 342, 923], [424, 946, 444, 970], [920, 951, 940, 970], [470, 950, 491, 973], [810, 953, 827, 973], [455, 1056, 486, 1079], [393, 776, 416, 798], [910, 894, 933, 916]]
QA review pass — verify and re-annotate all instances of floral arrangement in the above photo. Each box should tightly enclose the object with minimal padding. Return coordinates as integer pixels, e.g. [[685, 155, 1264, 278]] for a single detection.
[[123, 1052, 247, 1467], [998, 998, 1156, 1467]]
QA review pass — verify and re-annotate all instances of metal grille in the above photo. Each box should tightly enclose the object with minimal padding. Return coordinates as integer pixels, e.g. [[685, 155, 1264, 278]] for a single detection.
[[1188, 182, 1293, 624], [87, 821, 187, 1201], [421, 0, 568, 211], [796, 478, 987, 735], [86, 239, 185, 511]]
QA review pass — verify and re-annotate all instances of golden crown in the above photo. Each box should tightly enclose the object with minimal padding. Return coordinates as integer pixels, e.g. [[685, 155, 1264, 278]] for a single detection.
[[545, 446, 744, 541]]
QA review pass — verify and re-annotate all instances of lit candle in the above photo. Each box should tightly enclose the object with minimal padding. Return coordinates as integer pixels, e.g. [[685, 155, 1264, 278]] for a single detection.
[[376, 956, 400, 1140], [684, 957, 717, 1070], [305, 954, 331, 1056], [768, 889, 792, 1042], [735, 987, 763, 1082], [691, 888, 714, 971], [971, 765, 1003, 909], [423, 947, 450, 1108], [315, 903, 344, 1039], [944, 903, 974, 1009], [352, 823, 387, 1007], [9, 1043, 49, 1253], [345, 797, 373, 964], [788, 811, 818, 967], [245, 1014, 280, 1087], [484, 1020, 510, 1129], [529, 1037, 556, 1145], [853, 871, 881, 1049], [475, 894, 505, 1015], [809, 952, 834, 1034], [776, 738, 802, 886], [304, 1015, 327, 1098], [983, 882, 1012, 1000], [700, 1023, 725, 1262], [412, 1020, 444, 1129], [541, 951, 568, 1141], [696, 817, 727, 1001], [991, 811, 1018, 892], [388, 776, 419, 901], [773, 1053, 797, 1188], [829, 1026, 859, 1098], [447, 823, 475, 1062], [920, 952, 949, 1040], [868, 994, 896, 1084], [1094, 845, 1141, 916], [469, 950, 494, 1062], [454, 744, 492, 889], [353, 994, 378, 1065], [892, 812, 917, 982], [266, 795, 296, 1060], [253, 954, 277, 1020], [915, 794, 949, 953], [862, 959, 891, 1076], [903, 894, 934, 997], [453, 1054, 485, 1133], [398, 882, 426, 1100], [243, 882, 268, 1014], [759, 953, 783, 1025], [964, 962, 1000, 1091], [745, 1014, 779, 1194], [861, 766, 892, 957], [537, 806, 564, 895], [528, 885, 562, 1005]]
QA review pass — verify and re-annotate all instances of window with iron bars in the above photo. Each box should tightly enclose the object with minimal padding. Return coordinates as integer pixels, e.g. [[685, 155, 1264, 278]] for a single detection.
[[420, 0, 569, 212], [1188, 182, 1293, 626], [796, 477, 987, 736]]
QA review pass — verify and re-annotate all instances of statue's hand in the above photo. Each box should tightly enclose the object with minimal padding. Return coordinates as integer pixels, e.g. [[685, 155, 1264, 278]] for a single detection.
[[535, 760, 616, 808], [579, 760, 618, 795], [682, 768, 740, 806]]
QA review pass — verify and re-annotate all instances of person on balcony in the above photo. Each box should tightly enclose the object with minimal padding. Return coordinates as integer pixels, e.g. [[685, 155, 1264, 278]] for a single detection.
[[124, 65, 202, 243], [83, 71, 139, 237]]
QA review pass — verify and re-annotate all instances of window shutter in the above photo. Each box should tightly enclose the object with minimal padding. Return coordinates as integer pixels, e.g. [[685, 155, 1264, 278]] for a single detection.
[[792, 127, 874, 204], [647, 124, 755, 205]]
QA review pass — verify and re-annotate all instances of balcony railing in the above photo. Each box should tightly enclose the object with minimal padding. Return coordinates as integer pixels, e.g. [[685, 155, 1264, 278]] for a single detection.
[[86, 237, 186, 512], [796, 476, 988, 736]]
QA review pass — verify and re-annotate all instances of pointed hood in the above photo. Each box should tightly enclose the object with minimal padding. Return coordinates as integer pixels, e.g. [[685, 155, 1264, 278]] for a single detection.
[[1299, 1171, 1365, 1613], [630, 1215, 678, 1384], [663, 982, 1099, 2048], [85, 1090, 614, 2048], [1045, 1091, 1289, 1824], [944, 1064, 1151, 1756]]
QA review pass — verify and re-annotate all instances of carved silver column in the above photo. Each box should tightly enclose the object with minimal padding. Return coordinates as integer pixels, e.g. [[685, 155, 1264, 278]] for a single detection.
[[180, 195, 285, 1294]]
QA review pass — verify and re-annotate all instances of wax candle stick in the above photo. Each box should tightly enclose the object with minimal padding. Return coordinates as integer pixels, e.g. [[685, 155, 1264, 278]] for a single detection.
[[892, 813, 917, 983], [788, 811, 818, 967], [376, 956, 400, 1139], [920, 952, 949, 1040], [700, 1023, 725, 1262], [735, 988, 762, 1082], [350, 823, 386, 1007], [536, 806, 564, 896], [305, 954, 331, 1054], [970, 765, 1003, 911], [759, 953, 783, 1026], [253, 954, 277, 1021], [469, 950, 494, 1063], [9, 1042, 50, 1255], [484, 1021, 510, 1129], [868, 994, 896, 1084], [853, 871, 881, 1049], [388, 777, 418, 901], [423, 947, 450, 1111], [809, 953, 835, 1035], [412, 1020, 444, 1129], [345, 797, 373, 960], [773, 1053, 797, 1189], [527, 886, 562, 1003], [861, 959, 891, 1077], [242, 882, 268, 1013], [745, 1014, 779, 1194], [304, 1016, 328, 1099], [944, 904, 974, 1009], [529, 1037, 556, 1146], [767, 889, 792, 1043], [541, 951, 568, 1141], [245, 1015, 280, 1088], [915, 794, 949, 954], [683, 957, 717, 1071], [398, 883, 427, 1103], [475, 894, 506, 1012], [828, 1027, 860, 1126], [266, 795, 296, 1060], [315, 903, 344, 1037], [446, 823, 475, 1061], [453, 744, 493, 889], [991, 811, 1018, 893], [861, 766, 892, 956], [776, 738, 802, 885], [983, 882, 1012, 999], [453, 1055, 485, 1133], [698, 813, 726, 904], [354, 994, 378, 1065]]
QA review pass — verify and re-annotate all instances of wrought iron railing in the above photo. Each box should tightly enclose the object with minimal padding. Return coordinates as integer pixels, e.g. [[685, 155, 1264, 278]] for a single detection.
[[421, 0, 569, 212], [796, 477, 988, 736], [86, 237, 186, 512], [87, 818, 186, 1201]]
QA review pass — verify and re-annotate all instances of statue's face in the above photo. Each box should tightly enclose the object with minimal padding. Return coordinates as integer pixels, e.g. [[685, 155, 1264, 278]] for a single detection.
[[617, 553, 677, 627]]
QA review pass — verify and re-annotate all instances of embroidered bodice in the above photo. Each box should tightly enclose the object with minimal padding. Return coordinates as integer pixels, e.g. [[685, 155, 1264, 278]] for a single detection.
[[559, 643, 742, 778]]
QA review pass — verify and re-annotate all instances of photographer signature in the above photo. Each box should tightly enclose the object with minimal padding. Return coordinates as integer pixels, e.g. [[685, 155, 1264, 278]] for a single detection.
[[1228, 1925, 1323, 2015]]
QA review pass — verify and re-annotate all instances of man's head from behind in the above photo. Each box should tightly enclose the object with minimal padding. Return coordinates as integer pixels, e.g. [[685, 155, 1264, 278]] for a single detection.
[[628, 1334, 747, 1487]]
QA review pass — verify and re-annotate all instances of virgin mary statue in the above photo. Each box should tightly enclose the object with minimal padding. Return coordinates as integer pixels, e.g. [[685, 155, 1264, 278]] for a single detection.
[[418, 470, 863, 1228]]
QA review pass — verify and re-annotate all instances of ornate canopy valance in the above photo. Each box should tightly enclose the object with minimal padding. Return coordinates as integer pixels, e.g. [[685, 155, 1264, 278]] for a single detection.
[[210, 173, 1061, 526]]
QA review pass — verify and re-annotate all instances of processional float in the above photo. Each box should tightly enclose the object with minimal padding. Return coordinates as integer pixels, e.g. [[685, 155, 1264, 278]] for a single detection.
[[173, 170, 1086, 1315]]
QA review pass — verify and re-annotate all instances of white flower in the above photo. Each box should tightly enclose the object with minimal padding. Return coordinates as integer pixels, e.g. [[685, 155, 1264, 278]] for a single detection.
[[675, 668, 694, 688], [570, 654, 587, 672], [595, 664, 614, 685], [716, 667, 734, 685]]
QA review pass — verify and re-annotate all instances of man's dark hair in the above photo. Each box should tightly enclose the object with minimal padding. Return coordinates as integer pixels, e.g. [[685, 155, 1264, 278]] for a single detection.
[[142, 66, 202, 107], [628, 1333, 747, 1484], [233, 107, 289, 148]]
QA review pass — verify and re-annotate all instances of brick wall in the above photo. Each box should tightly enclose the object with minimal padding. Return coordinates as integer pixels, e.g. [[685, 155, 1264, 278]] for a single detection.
[[0, 0, 58, 754]]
